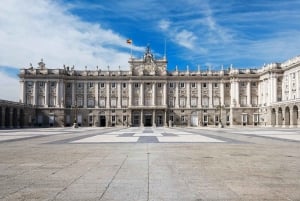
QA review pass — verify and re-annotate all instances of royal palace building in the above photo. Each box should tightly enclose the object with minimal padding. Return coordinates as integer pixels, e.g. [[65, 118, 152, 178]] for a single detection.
[[13, 46, 300, 128]]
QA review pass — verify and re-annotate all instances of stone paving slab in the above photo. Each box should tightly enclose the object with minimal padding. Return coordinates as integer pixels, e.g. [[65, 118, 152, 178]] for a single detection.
[[0, 127, 300, 201]]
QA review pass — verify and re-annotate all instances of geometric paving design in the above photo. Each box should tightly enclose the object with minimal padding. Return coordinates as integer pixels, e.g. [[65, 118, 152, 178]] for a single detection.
[[70, 127, 225, 143]]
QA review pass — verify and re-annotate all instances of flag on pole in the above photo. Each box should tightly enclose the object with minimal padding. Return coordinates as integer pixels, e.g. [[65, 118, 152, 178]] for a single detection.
[[126, 39, 132, 44]]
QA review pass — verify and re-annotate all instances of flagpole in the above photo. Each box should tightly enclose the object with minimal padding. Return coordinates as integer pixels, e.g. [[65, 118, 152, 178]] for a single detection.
[[127, 39, 133, 59]]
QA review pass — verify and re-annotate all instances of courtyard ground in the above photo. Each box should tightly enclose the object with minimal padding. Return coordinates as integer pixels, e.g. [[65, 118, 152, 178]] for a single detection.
[[0, 127, 299, 201]]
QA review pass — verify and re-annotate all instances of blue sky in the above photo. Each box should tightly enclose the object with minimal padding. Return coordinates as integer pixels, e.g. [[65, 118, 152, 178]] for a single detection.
[[1, 0, 300, 101]]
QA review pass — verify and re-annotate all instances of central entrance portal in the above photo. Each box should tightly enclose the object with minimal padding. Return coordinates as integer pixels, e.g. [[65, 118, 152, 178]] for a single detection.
[[144, 115, 152, 127], [99, 115, 106, 127]]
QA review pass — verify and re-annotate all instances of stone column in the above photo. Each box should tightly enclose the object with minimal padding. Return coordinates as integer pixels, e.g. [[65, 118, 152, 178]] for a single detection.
[[33, 81, 37, 106], [197, 82, 202, 107], [220, 82, 224, 106], [1, 110, 5, 128], [106, 83, 110, 109], [95, 82, 99, 108], [298, 109, 300, 127], [140, 82, 144, 106], [164, 110, 167, 127], [186, 82, 190, 108], [117, 82, 121, 108], [175, 82, 179, 108], [83, 82, 87, 108], [56, 81, 60, 107], [72, 81, 76, 105], [247, 81, 251, 106], [230, 80, 235, 106], [208, 82, 213, 108], [163, 82, 167, 106], [128, 82, 132, 107], [60, 81, 65, 107], [296, 72, 300, 99], [236, 80, 240, 107], [152, 110, 156, 127], [20, 80, 25, 103], [140, 110, 144, 127], [17, 109, 20, 128], [273, 77, 277, 103], [152, 82, 156, 106], [45, 81, 49, 107], [10, 108, 13, 128]]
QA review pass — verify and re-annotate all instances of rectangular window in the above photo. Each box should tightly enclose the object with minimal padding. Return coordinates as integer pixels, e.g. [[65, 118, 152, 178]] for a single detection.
[[191, 97, 197, 107], [134, 83, 139, 88], [122, 98, 128, 107], [111, 98, 117, 107], [202, 83, 207, 88], [112, 116, 116, 122], [39, 82, 44, 87], [89, 82, 94, 88], [111, 83, 116, 88], [99, 98, 105, 107], [77, 83, 83, 89], [214, 83, 218, 88], [157, 83, 162, 88], [100, 83, 105, 88], [169, 83, 174, 88], [191, 82, 196, 88], [122, 83, 127, 88], [180, 83, 185, 88], [181, 116, 185, 122], [225, 83, 229, 88], [179, 97, 186, 107]]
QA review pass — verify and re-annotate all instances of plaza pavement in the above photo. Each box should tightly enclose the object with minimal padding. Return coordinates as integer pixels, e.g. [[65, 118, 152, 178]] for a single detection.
[[0, 126, 299, 201]]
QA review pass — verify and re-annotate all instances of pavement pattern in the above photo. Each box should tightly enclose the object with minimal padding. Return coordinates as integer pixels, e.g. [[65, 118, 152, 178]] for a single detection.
[[0, 126, 300, 201]]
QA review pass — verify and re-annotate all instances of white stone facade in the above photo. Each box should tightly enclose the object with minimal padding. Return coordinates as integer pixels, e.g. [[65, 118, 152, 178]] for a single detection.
[[18, 48, 300, 127]]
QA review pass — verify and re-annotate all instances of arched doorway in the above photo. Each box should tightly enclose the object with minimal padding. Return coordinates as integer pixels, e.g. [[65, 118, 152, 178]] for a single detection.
[[292, 105, 298, 126], [271, 108, 276, 126], [191, 111, 198, 127], [0, 107, 2, 128], [20, 109, 25, 128], [278, 107, 283, 126], [285, 107, 290, 126], [13, 108, 17, 128], [5, 108, 10, 128]]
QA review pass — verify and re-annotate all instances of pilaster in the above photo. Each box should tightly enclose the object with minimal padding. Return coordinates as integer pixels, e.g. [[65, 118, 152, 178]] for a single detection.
[[247, 81, 251, 106], [117, 82, 121, 108], [72, 81, 75, 105], [140, 82, 144, 106], [95, 82, 99, 108], [33, 81, 37, 106], [84, 82, 87, 108], [163, 82, 167, 106], [197, 82, 202, 107], [220, 82, 224, 106], [152, 82, 156, 106], [208, 82, 213, 108], [45, 81, 49, 107], [128, 82, 132, 107], [175, 82, 179, 108], [106, 83, 110, 109], [56, 81, 60, 107], [186, 82, 190, 108]]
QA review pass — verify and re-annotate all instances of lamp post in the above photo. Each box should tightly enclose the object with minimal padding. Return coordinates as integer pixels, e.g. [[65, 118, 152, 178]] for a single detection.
[[73, 102, 78, 128], [218, 97, 224, 128]]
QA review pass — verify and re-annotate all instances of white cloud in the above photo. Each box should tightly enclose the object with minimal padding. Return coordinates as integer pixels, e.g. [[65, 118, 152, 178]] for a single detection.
[[174, 30, 197, 50], [158, 19, 170, 31], [0, 0, 142, 70], [0, 71, 19, 101]]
